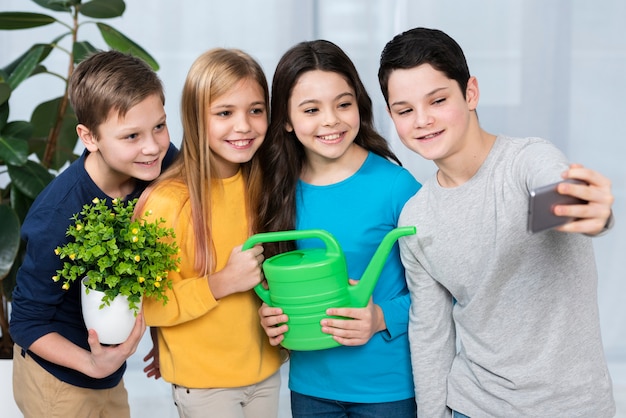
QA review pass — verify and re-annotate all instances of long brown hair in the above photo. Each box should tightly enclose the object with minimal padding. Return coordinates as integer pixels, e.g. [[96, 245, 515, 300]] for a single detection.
[[257, 40, 401, 257], [137, 48, 268, 275]]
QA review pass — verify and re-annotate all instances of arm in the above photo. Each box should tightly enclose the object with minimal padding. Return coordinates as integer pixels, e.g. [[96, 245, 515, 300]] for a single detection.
[[29, 312, 145, 379], [554, 164, 614, 235]]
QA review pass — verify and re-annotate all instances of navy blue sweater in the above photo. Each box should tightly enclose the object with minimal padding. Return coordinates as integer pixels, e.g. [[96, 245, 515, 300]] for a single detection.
[[10, 144, 177, 389]]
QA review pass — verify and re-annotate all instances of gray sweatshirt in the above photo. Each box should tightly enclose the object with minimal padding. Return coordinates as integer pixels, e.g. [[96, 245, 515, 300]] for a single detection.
[[399, 136, 615, 417]]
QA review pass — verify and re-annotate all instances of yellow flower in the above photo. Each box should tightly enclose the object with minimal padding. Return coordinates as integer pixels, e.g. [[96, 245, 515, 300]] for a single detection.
[[62, 282, 70, 290], [92, 197, 99, 204], [132, 236, 138, 243], [113, 198, 119, 205], [76, 224, 82, 231], [138, 276, 145, 283], [52, 275, 59, 282], [154, 281, 160, 288], [132, 228, 139, 234], [134, 255, 141, 262], [54, 248, 60, 255], [156, 276, 162, 282], [69, 253, 76, 260]]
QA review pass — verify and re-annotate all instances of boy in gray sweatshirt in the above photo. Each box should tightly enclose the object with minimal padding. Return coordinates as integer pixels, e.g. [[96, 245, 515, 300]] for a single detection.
[[378, 27, 615, 417]]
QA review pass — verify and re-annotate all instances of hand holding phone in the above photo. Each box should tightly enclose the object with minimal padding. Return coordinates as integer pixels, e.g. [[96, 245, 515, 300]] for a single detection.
[[527, 179, 588, 233]]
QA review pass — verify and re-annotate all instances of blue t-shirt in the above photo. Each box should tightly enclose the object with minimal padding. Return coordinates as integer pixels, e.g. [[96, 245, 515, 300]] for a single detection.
[[10, 144, 177, 389], [289, 152, 421, 403]]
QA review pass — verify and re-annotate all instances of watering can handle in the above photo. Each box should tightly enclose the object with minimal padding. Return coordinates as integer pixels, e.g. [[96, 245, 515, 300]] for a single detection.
[[242, 229, 343, 306]]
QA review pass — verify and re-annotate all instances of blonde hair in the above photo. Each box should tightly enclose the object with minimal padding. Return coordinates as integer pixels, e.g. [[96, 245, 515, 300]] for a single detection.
[[137, 48, 268, 275]]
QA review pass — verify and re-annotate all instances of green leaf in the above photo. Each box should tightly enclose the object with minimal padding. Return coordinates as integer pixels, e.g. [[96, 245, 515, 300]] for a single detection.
[[6, 45, 45, 90], [4, 120, 34, 142], [31, 0, 76, 13], [0, 82, 10, 106], [7, 160, 54, 199], [96, 23, 159, 70], [0, 205, 20, 280], [0, 102, 8, 131], [0, 137, 29, 166], [9, 185, 33, 224], [80, 0, 126, 19], [2, 44, 54, 76], [30, 97, 79, 170], [0, 120, 33, 165], [73, 41, 98, 64], [0, 12, 56, 30]]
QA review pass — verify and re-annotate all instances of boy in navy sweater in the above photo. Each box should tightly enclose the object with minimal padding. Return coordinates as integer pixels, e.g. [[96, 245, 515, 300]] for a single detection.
[[10, 50, 177, 418]]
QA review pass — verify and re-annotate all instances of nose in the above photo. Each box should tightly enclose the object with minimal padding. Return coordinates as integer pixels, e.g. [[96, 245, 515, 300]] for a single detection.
[[234, 113, 252, 133], [142, 133, 161, 155], [322, 109, 340, 127], [413, 108, 433, 129]]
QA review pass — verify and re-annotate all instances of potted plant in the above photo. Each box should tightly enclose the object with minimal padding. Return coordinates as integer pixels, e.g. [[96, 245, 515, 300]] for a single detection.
[[53, 196, 180, 344], [0, 0, 160, 358]]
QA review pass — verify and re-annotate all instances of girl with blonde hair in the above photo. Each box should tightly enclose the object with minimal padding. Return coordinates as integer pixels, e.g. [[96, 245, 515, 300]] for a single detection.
[[137, 48, 282, 418]]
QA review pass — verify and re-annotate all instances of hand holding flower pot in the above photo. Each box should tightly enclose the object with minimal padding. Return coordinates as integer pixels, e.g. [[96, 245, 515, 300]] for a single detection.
[[53, 197, 180, 344]]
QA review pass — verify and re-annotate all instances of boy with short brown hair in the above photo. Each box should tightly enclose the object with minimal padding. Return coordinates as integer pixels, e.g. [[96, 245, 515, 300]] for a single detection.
[[10, 50, 177, 418]]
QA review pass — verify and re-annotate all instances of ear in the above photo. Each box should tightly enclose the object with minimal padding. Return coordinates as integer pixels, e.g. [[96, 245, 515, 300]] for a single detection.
[[466, 76, 480, 111], [77, 124, 98, 152], [285, 122, 293, 133]]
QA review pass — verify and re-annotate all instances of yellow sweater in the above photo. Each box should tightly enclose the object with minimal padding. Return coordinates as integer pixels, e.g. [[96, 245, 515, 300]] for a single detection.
[[141, 171, 282, 388]]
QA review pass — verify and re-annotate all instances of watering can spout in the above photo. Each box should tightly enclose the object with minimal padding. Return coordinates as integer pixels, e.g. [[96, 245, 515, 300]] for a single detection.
[[349, 226, 416, 307]]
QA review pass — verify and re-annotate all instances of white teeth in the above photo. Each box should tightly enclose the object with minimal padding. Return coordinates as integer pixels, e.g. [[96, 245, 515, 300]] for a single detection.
[[422, 133, 438, 140], [319, 133, 341, 141], [230, 139, 251, 146]]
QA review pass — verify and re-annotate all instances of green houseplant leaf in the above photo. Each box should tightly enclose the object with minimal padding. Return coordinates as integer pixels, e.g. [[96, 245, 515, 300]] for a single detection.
[[79, 0, 126, 19], [96, 23, 160, 70], [6, 46, 45, 90], [0, 205, 20, 280], [7, 160, 55, 199], [0, 12, 56, 30], [32, 0, 77, 13]]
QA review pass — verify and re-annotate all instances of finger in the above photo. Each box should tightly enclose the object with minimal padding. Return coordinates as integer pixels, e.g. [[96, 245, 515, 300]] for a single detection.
[[87, 329, 102, 352]]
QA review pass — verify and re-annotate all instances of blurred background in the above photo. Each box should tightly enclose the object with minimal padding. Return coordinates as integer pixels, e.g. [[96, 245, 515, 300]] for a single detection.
[[1, 0, 624, 417]]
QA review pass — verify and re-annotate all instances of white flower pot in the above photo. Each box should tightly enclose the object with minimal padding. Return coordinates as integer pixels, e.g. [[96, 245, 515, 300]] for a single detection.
[[81, 278, 141, 345]]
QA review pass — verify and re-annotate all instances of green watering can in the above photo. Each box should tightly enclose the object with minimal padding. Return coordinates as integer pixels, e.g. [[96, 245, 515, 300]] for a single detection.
[[242, 226, 416, 351]]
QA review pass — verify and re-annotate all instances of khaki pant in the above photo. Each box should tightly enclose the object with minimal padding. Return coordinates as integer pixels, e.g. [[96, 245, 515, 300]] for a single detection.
[[13, 344, 130, 418], [172, 370, 281, 418]]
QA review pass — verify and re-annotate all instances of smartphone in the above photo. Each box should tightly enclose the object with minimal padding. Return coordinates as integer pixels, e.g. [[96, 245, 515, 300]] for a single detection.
[[527, 179, 587, 233]]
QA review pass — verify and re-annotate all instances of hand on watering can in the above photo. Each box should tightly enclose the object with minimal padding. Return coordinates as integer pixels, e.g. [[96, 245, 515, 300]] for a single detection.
[[208, 244, 265, 299], [321, 280, 387, 346], [258, 303, 289, 346]]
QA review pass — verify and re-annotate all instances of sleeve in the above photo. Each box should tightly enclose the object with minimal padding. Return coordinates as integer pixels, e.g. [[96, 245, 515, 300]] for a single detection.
[[9, 206, 73, 350], [376, 168, 422, 340], [140, 186, 219, 327], [514, 138, 570, 191], [400, 225, 455, 418]]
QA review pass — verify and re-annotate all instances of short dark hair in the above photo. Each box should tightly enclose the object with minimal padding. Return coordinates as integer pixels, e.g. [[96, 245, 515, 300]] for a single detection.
[[378, 27, 471, 104], [68, 50, 164, 137]]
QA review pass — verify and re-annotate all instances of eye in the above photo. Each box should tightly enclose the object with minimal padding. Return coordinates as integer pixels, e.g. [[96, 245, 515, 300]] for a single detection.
[[304, 107, 319, 114], [338, 101, 353, 109], [397, 108, 412, 116], [432, 97, 446, 105], [250, 107, 265, 115], [155, 123, 166, 131], [216, 110, 232, 117], [124, 133, 139, 140]]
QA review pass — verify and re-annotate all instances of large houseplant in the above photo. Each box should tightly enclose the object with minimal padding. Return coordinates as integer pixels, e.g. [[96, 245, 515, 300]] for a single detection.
[[0, 0, 160, 358]]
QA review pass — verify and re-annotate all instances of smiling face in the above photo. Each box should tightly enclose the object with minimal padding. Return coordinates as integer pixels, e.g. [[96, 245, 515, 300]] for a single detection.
[[207, 77, 267, 178], [79, 93, 170, 197], [286, 70, 360, 167], [386, 63, 479, 165]]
